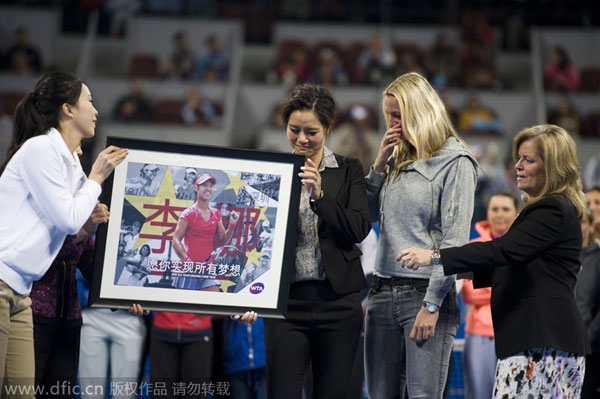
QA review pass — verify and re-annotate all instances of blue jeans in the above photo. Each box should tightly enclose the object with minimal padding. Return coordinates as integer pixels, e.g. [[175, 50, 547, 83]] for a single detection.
[[462, 333, 497, 399], [228, 368, 266, 399], [364, 277, 459, 399]]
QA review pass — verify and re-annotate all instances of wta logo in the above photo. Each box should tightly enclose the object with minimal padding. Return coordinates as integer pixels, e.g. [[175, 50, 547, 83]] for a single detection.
[[249, 283, 264, 294]]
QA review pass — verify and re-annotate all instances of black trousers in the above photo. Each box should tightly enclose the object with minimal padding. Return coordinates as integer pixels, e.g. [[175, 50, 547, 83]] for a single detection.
[[149, 335, 213, 398], [264, 280, 363, 399], [33, 321, 81, 398]]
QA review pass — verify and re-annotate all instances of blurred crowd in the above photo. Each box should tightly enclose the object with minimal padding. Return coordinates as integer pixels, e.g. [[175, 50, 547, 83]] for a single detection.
[[1, 1, 600, 135], [267, 21, 500, 90]]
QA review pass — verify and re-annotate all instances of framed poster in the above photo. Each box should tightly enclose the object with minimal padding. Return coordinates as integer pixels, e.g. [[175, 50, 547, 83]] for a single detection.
[[89, 137, 304, 318]]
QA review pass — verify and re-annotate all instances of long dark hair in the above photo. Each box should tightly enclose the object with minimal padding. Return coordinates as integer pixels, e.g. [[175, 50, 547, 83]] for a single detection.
[[0, 72, 82, 175]]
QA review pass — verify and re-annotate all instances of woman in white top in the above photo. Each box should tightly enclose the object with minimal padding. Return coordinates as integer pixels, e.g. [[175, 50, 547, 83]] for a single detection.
[[0, 71, 127, 396]]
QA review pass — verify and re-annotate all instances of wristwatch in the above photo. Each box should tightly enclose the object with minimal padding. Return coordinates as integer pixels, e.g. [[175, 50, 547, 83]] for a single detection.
[[430, 249, 441, 265], [423, 302, 440, 313]]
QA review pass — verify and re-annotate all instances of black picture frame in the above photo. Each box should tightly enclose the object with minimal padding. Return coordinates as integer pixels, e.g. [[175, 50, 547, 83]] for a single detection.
[[89, 137, 303, 318]]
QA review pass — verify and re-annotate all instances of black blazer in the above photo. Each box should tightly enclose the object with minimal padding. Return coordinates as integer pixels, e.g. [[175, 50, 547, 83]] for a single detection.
[[441, 195, 590, 359], [310, 154, 371, 295]]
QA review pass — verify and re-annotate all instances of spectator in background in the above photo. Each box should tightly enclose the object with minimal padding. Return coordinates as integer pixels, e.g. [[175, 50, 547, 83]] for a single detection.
[[275, 47, 311, 86], [180, 87, 220, 127], [194, 35, 230, 81], [547, 94, 581, 136], [104, 0, 141, 39], [357, 33, 396, 85], [4, 26, 41, 75], [458, 96, 502, 135], [313, 48, 347, 87], [575, 207, 600, 399], [112, 80, 153, 123], [461, 192, 519, 399], [543, 46, 580, 91], [163, 30, 194, 80], [330, 104, 379, 174], [425, 33, 460, 88]]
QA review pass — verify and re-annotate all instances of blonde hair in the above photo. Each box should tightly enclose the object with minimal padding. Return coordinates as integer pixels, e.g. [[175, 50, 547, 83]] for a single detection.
[[512, 124, 587, 218], [383, 72, 469, 181]]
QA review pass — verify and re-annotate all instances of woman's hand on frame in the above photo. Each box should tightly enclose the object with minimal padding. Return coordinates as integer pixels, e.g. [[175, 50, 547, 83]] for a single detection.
[[231, 311, 258, 325]]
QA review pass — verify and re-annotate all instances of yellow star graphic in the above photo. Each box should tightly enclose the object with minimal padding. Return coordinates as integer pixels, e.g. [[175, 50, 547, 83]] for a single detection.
[[244, 249, 264, 269], [224, 172, 246, 196], [253, 202, 270, 223], [218, 279, 237, 293], [125, 167, 194, 252]]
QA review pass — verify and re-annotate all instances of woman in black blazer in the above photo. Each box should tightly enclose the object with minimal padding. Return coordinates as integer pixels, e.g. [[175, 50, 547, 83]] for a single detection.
[[399, 124, 589, 398], [264, 84, 371, 398]]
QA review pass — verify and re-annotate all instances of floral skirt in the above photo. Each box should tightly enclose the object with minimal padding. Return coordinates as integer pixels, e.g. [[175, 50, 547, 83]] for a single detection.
[[493, 347, 585, 398]]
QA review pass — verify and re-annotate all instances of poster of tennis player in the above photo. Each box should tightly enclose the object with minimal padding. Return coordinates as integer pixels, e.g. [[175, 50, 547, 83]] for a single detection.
[[90, 137, 303, 318]]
